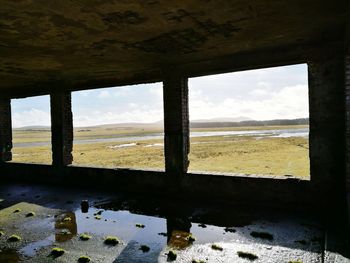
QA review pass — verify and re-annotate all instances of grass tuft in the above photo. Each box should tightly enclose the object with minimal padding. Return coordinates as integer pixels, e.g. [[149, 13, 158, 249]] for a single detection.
[[224, 227, 236, 233], [78, 255, 91, 263], [50, 247, 65, 258], [211, 244, 223, 251], [104, 236, 119, 246], [79, 233, 92, 241], [26, 212, 36, 217], [140, 245, 150, 253], [187, 234, 196, 242], [167, 250, 177, 261], [8, 235, 21, 242], [250, 231, 273, 240], [237, 251, 258, 260]]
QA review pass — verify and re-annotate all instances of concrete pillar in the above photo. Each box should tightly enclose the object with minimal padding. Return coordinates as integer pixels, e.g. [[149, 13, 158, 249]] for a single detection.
[[0, 98, 12, 162], [308, 43, 345, 213], [163, 75, 189, 176], [50, 92, 73, 166], [345, 35, 350, 229]]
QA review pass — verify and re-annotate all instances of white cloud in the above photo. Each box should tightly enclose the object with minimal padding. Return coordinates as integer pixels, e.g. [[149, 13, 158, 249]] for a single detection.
[[73, 107, 163, 127], [189, 84, 308, 121], [12, 66, 308, 127], [12, 108, 51, 128], [97, 90, 110, 98]]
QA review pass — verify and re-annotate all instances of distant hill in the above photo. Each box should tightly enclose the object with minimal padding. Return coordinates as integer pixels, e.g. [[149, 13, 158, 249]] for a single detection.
[[190, 118, 309, 128], [13, 117, 309, 130], [191, 116, 252, 123], [14, 125, 51, 131]]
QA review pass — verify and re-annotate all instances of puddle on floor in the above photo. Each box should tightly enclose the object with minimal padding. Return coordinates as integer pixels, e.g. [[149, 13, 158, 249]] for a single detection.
[[0, 186, 325, 262]]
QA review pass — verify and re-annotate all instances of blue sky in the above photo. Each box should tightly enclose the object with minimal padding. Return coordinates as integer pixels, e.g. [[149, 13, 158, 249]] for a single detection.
[[11, 64, 308, 128]]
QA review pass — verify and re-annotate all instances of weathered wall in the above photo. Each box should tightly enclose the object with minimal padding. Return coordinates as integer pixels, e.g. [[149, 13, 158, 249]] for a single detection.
[[50, 92, 73, 166], [0, 162, 314, 209], [0, 98, 12, 162], [0, 41, 347, 215], [308, 44, 346, 212], [345, 22, 350, 227], [163, 75, 189, 175]]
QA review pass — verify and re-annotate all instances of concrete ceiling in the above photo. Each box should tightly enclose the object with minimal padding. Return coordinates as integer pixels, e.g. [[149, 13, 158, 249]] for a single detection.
[[0, 0, 348, 96]]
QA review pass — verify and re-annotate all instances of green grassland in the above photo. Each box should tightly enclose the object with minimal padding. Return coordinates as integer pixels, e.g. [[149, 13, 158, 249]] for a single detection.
[[11, 125, 310, 178]]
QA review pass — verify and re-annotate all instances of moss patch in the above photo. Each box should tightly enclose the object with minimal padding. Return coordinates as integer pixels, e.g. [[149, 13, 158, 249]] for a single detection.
[[224, 227, 236, 233], [78, 255, 91, 263], [79, 234, 92, 241], [192, 260, 205, 263], [63, 217, 72, 222], [8, 235, 21, 242], [187, 234, 196, 242], [140, 245, 150, 253], [94, 215, 101, 220], [250, 231, 274, 240], [211, 244, 223, 251], [167, 250, 177, 261], [25, 212, 35, 217], [51, 247, 65, 258], [288, 261, 302, 263], [104, 236, 119, 246], [237, 251, 258, 260]]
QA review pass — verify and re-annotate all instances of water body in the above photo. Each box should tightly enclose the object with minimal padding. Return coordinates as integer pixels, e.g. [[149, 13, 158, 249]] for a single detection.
[[14, 128, 309, 148]]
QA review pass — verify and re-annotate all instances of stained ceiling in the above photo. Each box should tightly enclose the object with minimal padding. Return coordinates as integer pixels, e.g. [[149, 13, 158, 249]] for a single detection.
[[0, 0, 347, 96]]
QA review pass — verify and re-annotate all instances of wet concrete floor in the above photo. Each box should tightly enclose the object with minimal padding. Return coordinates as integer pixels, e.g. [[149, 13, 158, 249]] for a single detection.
[[0, 183, 346, 262]]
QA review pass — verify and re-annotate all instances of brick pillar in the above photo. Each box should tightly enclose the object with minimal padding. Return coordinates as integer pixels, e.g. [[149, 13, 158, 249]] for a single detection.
[[308, 44, 345, 209], [50, 92, 73, 166], [163, 75, 189, 176], [345, 41, 350, 228], [0, 98, 12, 162]]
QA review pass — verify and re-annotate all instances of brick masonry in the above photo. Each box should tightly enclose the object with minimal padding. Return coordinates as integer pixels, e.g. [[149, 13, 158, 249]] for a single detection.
[[346, 50, 350, 193], [0, 41, 347, 219], [345, 29, 350, 225], [0, 98, 12, 162], [163, 75, 189, 175], [50, 92, 73, 166], [308, 45, 345, 203]]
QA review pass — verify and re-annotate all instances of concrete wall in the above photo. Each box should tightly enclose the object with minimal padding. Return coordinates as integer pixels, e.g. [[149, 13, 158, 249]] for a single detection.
[[50, 92, 73, 166], [308, 44, 346, 208], [0, 41, 347, 213], [0, 98, 12, 162], [345, 23, 350, 227], [163, 75, 189, 175]]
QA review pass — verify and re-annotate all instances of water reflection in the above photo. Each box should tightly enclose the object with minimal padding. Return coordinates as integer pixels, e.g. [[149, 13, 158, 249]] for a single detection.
[[55, 211, 77, 242], [167, 217, 192, 249], [0, 192, 324, 262], [0, 249, 20, 263]]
